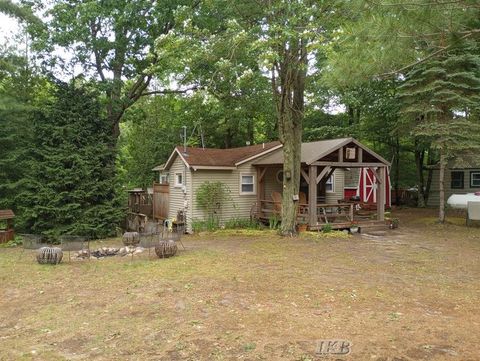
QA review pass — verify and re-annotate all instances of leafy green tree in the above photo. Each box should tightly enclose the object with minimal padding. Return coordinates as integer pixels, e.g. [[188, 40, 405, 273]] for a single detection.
[[20, 81, 122, 238], [0, 0, 42, 26], [32, 0, 197, 142]]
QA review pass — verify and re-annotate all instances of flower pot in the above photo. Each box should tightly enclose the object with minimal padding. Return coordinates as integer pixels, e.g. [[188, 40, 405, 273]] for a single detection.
[[297, 224, 308, 232], [350, 226, 359, 233]]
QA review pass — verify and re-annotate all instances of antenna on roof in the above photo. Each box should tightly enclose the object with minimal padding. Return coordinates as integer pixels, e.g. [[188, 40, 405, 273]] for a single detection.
[[182, 126, 187, 155]]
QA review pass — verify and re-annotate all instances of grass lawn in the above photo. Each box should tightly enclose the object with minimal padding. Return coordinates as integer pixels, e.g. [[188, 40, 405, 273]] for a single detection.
[[1, 208, 479, 360]]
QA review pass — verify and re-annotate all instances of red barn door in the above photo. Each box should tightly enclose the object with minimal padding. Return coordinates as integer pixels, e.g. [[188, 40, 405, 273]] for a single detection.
[[358, 168, 391, 207]]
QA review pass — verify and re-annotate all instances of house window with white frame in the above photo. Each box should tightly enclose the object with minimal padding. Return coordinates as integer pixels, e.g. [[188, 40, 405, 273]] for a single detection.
[[174, 172, 183, 187], [160, 173, 169, 184], [470, 171, 480, 188], [240, 173, 255, 195], [325, 174, 335, 192]]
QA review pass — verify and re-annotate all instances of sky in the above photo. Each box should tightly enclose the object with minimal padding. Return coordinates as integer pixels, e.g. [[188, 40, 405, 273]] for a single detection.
[[0, 14, 22, 46]]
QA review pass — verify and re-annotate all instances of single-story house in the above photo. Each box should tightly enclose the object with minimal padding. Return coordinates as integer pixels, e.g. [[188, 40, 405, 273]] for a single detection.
[[428, 157, 480, 207], [153, 137, 391, 231]]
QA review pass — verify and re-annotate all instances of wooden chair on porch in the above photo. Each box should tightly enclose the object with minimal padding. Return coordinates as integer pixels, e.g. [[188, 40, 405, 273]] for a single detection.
[[271, 191, 282, 215]]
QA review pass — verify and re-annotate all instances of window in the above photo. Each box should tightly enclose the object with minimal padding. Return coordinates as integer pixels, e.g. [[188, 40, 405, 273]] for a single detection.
[[240, 173, 255, 195], [451, 171, 464, 189], [325, 174, 334, 192], [470, 171, 480, 188], [345, 147, 356, 160], [175, 172, 183, 187], [160, 173, 169, 184]]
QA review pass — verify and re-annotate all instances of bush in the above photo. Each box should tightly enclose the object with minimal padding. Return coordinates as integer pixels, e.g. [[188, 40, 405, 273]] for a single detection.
[[195, 181, 232, 227], [224, 218, 261, 229], [268, 214, 280, 230], [322, 223, 333, 233], [191, 218, 219, 232]]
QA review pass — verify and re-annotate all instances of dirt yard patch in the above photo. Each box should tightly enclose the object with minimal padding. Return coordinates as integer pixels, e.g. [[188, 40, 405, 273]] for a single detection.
[[0, 208, 479, 360]]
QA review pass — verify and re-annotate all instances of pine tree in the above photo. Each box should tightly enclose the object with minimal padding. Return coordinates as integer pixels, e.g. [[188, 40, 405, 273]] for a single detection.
[[398, 43, 480, 222], [19, 82, 123, 238], [0, 49, 36, 218]]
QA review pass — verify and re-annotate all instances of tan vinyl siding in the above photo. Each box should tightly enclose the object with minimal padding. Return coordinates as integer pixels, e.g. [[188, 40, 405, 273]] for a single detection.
[[264, 166, 283, 200], [168, 156, 192, 223], [428, 168, 480, 207], [325, 169, 345, 203], [190, 163, 258, 230]]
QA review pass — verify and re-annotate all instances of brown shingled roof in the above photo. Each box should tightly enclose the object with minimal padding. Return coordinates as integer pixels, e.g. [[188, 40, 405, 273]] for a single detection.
[[176, 141, 281, 168], [0, 210, 15, 220]]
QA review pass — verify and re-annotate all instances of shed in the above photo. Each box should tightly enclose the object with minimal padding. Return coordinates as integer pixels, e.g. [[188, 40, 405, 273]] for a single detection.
[[0, 209, 15, 243]]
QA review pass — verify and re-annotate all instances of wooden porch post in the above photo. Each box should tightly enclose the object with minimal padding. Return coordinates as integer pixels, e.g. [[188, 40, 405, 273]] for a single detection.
[[376, 167, 386, 221], [308, 165, 317, 227], [257, 167, 265, 217]]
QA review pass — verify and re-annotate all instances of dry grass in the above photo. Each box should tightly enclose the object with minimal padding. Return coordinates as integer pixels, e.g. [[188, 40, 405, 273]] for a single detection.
[[1, 208, 480, 360]]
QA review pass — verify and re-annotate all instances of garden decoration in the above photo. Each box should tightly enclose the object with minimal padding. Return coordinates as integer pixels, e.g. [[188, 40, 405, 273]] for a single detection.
[[122, 231, 140, 246], [36, 246, 63, 264], [155, 222, 179, 258], [155, 239, 177, 258]]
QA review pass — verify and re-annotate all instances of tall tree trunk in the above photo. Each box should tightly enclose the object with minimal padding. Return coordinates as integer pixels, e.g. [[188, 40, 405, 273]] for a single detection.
[[394, 136, 400, 206], [424, 150, 435, 204], [274, 40, 306, 236], [438, 149, 446, 223], [224, 127, 233, 148], [415, 146, 426, 208], [347, 105, 354, 126]]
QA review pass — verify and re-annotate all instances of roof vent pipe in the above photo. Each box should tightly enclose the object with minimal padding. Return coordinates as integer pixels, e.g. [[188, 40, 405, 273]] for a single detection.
[[263, 142, 265, 149]]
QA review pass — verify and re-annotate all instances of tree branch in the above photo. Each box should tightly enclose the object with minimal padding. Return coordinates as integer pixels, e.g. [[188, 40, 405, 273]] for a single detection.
[[379, 31, 476, 77], [140, 86, 200, 97]]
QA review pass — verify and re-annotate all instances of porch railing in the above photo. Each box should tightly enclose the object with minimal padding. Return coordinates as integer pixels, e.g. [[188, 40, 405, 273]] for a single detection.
[[257, 200, 355, 225]]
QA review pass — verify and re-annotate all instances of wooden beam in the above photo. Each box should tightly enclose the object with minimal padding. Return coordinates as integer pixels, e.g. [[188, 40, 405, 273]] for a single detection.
[[259, 167, 267, 182], [325, 167, 336, 181], [257, 167, 265, 217], [358, 148, 363, 163], [300, 168, 309, 185], [368, 167, 382, 184], [316, 166, 331, 184], [312, 161, 386, 167], [376, 167, 386, 221], [308, 165, 317, 227], [338, 147, 343, 162]]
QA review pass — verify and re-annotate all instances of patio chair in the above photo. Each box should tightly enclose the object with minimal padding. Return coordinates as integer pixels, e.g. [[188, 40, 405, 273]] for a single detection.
[[466, 201, 480, 226], [59, 235, 90, 261], [298, 191, 309, 215], [271, 191, 282, 215]]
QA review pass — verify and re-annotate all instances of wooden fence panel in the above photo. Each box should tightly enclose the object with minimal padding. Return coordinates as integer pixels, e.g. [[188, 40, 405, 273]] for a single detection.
[[153, 183, 169, 220]]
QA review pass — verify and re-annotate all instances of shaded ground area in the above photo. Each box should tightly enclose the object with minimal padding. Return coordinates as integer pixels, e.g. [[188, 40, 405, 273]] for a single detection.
[[0, 208, 479, 360]]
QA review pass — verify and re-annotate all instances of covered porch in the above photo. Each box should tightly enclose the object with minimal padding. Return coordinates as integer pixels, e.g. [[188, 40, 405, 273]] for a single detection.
[[252, 138, 390, 230]]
